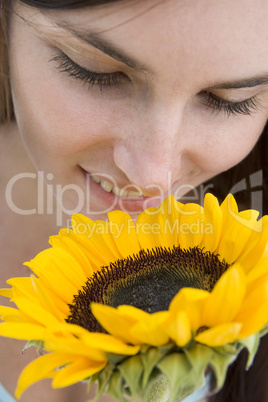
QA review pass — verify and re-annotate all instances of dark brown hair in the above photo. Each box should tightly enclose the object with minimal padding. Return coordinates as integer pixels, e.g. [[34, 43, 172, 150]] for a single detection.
[[0, 1, 268, 400], [19, 0, 122, 8], [0, 0, 14, 121]]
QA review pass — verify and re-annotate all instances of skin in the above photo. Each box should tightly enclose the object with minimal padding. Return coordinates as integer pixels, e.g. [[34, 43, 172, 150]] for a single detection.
[[8, 0, 268, 219], [1, 0, 268, 400]]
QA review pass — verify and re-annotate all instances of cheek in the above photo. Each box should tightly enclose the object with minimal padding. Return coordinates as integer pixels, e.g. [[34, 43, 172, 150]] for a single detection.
[[189, 116, 265, 177], [10, 44, 132, 163], [12, 77, 119, 158]]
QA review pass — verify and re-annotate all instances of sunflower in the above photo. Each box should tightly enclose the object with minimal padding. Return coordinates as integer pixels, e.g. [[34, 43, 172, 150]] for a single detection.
[[0, 194, 268, 401]]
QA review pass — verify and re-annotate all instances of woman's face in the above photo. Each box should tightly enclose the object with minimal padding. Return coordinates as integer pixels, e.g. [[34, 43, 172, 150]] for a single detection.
[[8, 0, 268, 218]]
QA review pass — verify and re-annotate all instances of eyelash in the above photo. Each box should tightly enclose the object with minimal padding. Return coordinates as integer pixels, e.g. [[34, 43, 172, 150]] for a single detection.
[[51, 52, 125, 90], [200, 91, 260, 117], [52, 52, 260, 117]]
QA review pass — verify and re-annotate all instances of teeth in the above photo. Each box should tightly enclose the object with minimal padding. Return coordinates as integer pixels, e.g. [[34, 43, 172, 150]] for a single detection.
[[100, 179, 113, 193], [91, 175, 143, 198], [91, 174, 101, 184], [112, 186, 129, 197], [127, 190, 143, 197]]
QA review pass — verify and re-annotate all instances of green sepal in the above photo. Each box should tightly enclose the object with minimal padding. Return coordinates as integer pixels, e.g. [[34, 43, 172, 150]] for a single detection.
[[140, 346, 172, 389], [106, 370, 128, 402], [260, 324, 268, 337], [87, 330, 266, 402], [209, 349, 238, 391], [213, 343, 239, 356], [105, 353, 128, 366], [118, 354, 144, 398], [184, 343, 213, 371], [22, 339, 44, 353], [182, 344, 214, 396], [157, 352, 191, 402], [239, 334, 260, 369], [91, 365, 113, 402]]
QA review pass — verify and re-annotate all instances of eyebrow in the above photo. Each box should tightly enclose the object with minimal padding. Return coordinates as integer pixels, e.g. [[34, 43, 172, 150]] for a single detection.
[[51, 21, 150, 73], [48, 20, 268, 87], [214, 76, 268, 89]]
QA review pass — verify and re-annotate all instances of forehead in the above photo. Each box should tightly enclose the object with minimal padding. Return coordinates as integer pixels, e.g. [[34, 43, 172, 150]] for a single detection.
[[14, 0, 268, 87]]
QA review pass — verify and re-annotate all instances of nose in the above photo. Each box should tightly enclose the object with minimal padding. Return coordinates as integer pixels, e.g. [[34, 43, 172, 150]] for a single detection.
[[113, 103, 188, 196]]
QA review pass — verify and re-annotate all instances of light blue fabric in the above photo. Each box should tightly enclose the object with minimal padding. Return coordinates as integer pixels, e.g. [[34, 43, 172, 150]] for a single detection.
[[0, 384, 16, 402], [182, 387, 207, 402]]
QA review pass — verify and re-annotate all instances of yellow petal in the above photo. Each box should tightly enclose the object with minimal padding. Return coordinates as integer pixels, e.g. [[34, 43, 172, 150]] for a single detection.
[[0, 306, 36, 323], [25, 248, 86, 303], [219, 194, 239, 228], [217, 210, 259, 264], [117, 305, 151, 320], [51, 316, 140, 356], [13, 297, 62, 327], [49, 231, 95, 277], [202, 265, 246, 327], [48, 322, 90, 338], [91, 303, 142, 345], [236, 216, 268, 272], [237, 303, 268, 338], [52, 357, 106, 388], [71, 214, 120, 264], [165, 310, 192, 347], [15, 352, 74, 399], [130, 311, 170, 346], [199, 193, 222, 253], [44, 338, 106, 361], [0, 323, 45, 340], [245, 258, 268, 286], [178, 203, 204, 249], [107, 210, 141, 257], [135, 207, 164, 250], [234, 282, 268, 333], [169, 288, 209, 330], [195, 322, 242, 346], [6, 277, 37, 303], [0, 288, 13, 298], [30, 276, 69, 320], [135, 196, 181, 249], [81, 332, 140, 355]]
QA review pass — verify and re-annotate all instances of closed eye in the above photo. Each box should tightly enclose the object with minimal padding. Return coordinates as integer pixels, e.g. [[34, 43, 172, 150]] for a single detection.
[[199, 91, 260, 117], [50, 51, 128, 90]]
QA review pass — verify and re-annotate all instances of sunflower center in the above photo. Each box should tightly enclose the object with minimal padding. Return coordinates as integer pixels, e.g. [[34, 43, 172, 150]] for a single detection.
[[67, 246, 229, 333]]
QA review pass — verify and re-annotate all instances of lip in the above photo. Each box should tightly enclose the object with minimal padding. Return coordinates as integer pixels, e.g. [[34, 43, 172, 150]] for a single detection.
[[80, 168, 165, 214]]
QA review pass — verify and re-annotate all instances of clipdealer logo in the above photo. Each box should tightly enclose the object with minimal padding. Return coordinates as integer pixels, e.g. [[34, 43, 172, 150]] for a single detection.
[[5, 170, 263, 228], [66, 216, 214, 239]]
